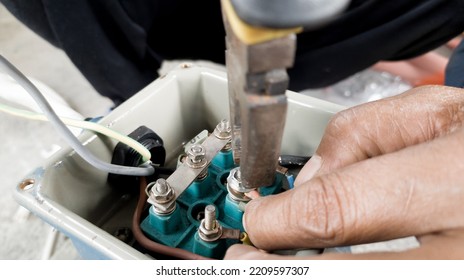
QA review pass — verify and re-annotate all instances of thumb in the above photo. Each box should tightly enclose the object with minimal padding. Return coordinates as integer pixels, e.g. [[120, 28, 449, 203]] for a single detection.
[[224, 244, 268, 260], [244, 128, 464, 251]]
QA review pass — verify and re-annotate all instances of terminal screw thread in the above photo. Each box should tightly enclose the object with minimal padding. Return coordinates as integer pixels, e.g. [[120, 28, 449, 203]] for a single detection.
[[214, 119, 232, 150], [198, 204, 222, 242], [186, 144, 208, 178], [155, 178, 169, 194], [215, 119, 231, 136], [149, 178, 176, 215], [186, 144, 208, 173], [204, 205, 217, 231]]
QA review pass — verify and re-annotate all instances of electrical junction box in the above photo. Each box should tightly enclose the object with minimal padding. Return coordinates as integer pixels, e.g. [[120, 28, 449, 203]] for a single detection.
[[14, 64, 345, 259]]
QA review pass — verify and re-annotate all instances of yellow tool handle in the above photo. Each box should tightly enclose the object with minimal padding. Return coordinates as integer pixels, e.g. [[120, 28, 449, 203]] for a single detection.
[[222, 0, 302, 45]]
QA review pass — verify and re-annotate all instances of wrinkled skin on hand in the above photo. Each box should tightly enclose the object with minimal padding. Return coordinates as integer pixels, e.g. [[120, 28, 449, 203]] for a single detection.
[[225, 85, 464, 259]]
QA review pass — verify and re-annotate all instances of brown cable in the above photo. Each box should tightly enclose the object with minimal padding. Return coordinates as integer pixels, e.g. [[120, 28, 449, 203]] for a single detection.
[[132, 176, 212, 260]]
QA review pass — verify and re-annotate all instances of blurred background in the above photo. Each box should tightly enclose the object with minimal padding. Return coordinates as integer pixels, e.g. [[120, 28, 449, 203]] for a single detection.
[[0, 4, 112, 259]]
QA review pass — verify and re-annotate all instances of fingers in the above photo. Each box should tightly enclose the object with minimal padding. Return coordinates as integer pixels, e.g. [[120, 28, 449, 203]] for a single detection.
[[245, 128, 464, 251], [224, 244, 299, 260], [227, 229, 464, 260], [446, 37, 462, 49], [295, 85, 464, 186], [373, 51, 447, 86], [294, 155, 321, 186], [317, 228, 464, 260], [224, 245, 271, 260]]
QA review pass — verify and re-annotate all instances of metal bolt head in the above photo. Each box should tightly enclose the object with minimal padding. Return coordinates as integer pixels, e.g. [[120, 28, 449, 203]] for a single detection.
[[155, 178, 168, 194], [198, 204, 222, 242], [147, 179, 176, 215], [226, 167, 253, 202], [199, 220, 222, 242], [152, 200, 176, 215], [214, 119, 232, 139], [227, 167, 247, 193], [187, 144, 206, 163], [150, 179, 174, 203], [186, 144, 207, 169]]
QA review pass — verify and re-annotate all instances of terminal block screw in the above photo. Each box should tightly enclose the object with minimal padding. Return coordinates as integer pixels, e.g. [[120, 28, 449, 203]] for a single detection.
[[204, 205, 216, 231], [155, 179, 168, 194], [151, 179, 173, 202], [188, 145, 206, 163], [149, 179, 176, 215], [214, 119, 232, 139], [214, 119, 232, 151], [187, 144, 207, 169], [198, 204, 222, 242], [226, 167, 252, 202]]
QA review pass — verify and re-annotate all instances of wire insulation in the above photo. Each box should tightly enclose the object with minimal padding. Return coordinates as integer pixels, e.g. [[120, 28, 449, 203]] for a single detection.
[[0, 55, 154, 176], [132, 177, 211, 260], [0, 103, 151, 162]]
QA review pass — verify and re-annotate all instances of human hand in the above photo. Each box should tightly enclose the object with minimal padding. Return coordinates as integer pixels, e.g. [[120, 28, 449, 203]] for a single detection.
[[226, 85, 464, 259], [372, 37, 462, 87], [373, 52, 447, 86]]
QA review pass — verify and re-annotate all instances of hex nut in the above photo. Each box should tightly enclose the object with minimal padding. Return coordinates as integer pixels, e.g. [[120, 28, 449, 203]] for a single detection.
[[148, 179, 176, 215], [226, 167, 248, 193], [213, 119, 232, 140], [198, 220, 222, 242], [150, 179, 175, 203], [186, 144, 207, 168], [152, 200, 176, 215], [187, 145, 206, 162], [226, 184, 251, 202]]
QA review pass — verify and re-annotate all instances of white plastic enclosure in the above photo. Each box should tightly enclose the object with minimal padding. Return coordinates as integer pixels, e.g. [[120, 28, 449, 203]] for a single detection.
[[15, 64, 344, 259]]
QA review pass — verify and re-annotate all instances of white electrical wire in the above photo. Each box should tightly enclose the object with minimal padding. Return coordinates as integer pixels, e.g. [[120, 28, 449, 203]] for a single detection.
[[41, 227, 59, 260], [0, 71, 87, 135], [0, 102, 152, 162], [0, 55, 154, 176]]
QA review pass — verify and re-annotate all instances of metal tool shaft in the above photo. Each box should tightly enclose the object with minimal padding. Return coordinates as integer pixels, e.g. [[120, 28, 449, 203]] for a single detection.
[[223, 4, 296, 190]]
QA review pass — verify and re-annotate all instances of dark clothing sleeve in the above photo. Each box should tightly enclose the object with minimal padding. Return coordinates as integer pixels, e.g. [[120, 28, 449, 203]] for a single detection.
[[1, 0, 225, 105], [2, 0, 464, 104], [291, 0, 464, 90], [446, 40, 464, 88]]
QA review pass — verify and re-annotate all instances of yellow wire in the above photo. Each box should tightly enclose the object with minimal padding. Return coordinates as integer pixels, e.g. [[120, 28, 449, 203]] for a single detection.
[[0, 103, 151, 162]]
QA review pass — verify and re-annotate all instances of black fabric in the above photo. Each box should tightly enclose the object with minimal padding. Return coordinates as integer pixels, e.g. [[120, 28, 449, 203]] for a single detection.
[[291, 0, 464, 90], [1, 0, 225, 105], [2, 0, 464, 104]]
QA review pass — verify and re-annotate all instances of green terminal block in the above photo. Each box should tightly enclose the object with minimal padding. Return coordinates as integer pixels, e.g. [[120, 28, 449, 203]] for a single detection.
[[193, 231, 227, 258], [140, 149, 285, 258]]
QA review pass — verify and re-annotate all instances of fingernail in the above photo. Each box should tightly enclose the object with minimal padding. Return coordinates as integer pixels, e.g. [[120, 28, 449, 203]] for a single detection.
[[294, 155, 322, 187]]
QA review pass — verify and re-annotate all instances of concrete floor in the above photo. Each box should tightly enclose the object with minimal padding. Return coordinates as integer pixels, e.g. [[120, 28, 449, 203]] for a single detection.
[[0, 4, 420, 260], [0, 4, 112, 259]]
